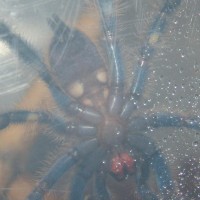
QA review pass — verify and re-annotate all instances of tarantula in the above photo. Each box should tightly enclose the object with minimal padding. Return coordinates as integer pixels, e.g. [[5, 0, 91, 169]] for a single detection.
[[0, 0, 199, 199]]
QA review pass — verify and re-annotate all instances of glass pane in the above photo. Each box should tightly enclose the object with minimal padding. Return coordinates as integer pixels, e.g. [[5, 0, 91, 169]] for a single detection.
[[0, 0, 199, 199]]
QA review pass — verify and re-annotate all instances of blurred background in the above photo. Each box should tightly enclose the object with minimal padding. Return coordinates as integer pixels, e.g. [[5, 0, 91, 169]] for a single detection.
[[0, 0, 199, 199]]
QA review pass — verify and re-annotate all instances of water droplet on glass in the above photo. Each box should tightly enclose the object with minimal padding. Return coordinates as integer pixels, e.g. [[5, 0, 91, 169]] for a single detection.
[[163, 137, 167, 142], [192, 141, 198, 147], [181, 53, 185, 58], [173, 20, 178, 25], [179, 67, 183, 73]]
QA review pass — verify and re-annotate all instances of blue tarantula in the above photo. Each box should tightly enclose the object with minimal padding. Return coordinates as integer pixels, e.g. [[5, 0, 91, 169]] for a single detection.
[[0, 0, 199, 199]]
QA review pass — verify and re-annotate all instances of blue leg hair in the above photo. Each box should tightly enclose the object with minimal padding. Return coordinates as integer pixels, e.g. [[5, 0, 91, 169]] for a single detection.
[[128, 134, 158, 199], [0, 22, 102, 125], [128, 139, 158, 199], [0, 1, 183, 199], [150, 151, 173, 194], [128, 133, 157, 157], [0, 110, 97, 136], [128, 134, 172, 199], [136, 164, 158, 200], [27, 139, 98, 200], [95, 171, 110, 200], [121, 0, 181, 120], [70, 147, 106, 200], [97, 0, 125, 115], [136, 152, 173, 199], [137, 184, 158, 200], [0, 23, 45, 68], [128, 113, 200, 131], [0, 110, 67, 131]]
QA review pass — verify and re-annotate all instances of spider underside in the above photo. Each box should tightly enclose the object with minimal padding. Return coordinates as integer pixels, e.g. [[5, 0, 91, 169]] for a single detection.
[[0, 0, 199, 200]]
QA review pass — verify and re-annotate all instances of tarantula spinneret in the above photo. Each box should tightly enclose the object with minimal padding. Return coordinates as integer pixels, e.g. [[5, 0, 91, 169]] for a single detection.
[[0, 0, 199, 199]]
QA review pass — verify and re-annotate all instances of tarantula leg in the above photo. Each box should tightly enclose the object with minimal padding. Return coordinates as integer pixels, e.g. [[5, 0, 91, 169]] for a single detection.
[[0, 110, 97, 136], [151, 151, 173, 193], [128, 134, 158, 157], [96, 0, 125, 115], [135, 159, 159, 200], [0, 110, 47, 130], [121, 0, 181, 120], [43, 71, 103, 125], [137, 184, 158, 200], [136, 152, 173, 200], [27, 139, 98, 200], [70, 147, 106, 200], [0, 23, 45, 68], [0, 23, 102, 125], [150, 113, 200, 130], [39, 70, 103, 125], [128, 134, 173, 196], [128, 113, 200, 131], [95, 170, 110, 200], [127, 143, 158, 199]]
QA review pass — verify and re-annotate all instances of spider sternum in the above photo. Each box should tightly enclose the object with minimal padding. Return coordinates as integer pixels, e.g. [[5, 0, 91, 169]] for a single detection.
[[98, 115, 126, 147]]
